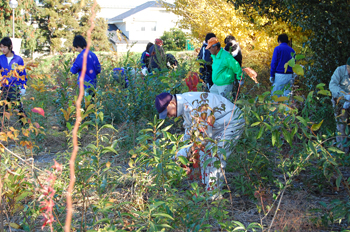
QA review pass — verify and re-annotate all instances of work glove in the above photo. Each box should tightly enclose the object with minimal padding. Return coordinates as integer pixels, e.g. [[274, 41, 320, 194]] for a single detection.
[[344, 101, 350, 109], [344, 95, 350, 101], [269, 76, 275, 83], [141, 67, 148, 76], [20, 88, 26, 96]]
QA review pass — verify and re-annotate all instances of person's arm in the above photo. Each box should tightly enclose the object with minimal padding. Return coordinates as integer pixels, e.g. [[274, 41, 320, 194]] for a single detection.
[[141, 52, 146, 69], [329, 66, 348, 98], [70, 55, 81, 74], [226, 54, 242, 80], [18, 57, 27, 88], [270, 47, 278, 78], [94, 54, 101, 74]]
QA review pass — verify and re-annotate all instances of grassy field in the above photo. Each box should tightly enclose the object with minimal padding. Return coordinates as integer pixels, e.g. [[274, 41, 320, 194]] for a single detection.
[[0, 50, 348, 231]]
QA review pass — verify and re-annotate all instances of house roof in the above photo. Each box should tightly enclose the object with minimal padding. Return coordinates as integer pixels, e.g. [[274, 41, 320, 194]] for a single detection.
[[108, 24, 129, 43], [108, 1, 164, 23]]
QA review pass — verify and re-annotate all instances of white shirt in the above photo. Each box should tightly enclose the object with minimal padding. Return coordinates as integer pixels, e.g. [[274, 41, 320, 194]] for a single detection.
[[7, 56, 14, 65]]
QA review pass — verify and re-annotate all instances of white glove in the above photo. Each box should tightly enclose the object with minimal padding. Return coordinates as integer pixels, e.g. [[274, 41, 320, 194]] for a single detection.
[[269, 76, 275, 83], [344, 101, 350, 109], [344, 95, 350, 101], [20, 88, 26, 96], [141, 67, 148, 76]]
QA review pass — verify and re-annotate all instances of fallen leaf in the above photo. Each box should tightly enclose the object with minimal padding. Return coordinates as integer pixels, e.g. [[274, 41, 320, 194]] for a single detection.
[[31, 107, 45, 117]]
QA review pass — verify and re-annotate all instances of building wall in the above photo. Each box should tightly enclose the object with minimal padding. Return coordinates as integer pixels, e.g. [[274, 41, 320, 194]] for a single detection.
[[122, 8, 178, 42]]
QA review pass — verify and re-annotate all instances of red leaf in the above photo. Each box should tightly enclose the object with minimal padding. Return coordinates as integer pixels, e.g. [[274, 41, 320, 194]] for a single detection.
[[52, 160, 63, 172], [31, 107, 45, 117], [34, 122, 40, 129]]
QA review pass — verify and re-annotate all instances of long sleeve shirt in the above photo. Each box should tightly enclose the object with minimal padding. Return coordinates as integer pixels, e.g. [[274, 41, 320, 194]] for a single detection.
[[176, 92, 245, 141], [0, 52, 26, 88], [270, 43, 295, 78], [70, 49, 101, 88], [329, 65, 350, 98], [211, 48, 242, 86]]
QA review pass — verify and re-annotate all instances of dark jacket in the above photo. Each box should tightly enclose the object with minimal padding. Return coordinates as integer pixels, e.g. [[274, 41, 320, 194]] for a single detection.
[[197, 43, 213, 86], [140, 51, 150, 69], [148, 44, 166, 70], [270, 43, 295, 78], [70, 49, 101, 88], [224, 41, 243, 67], [0, 52, 27, 88]]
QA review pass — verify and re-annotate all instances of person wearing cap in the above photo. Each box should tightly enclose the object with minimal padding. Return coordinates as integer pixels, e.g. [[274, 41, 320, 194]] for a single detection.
[[155, 92, 245, 199], [148, 38, 166, 71], [206, 37, 242, 99], [329, 58, 350, 153], [270, 34, 295, 96], [197, 33, 216, 90]]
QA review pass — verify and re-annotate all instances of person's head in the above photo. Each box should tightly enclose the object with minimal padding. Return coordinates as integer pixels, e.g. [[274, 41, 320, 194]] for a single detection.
[[146, 42, 154, 52], [277, 34, 289, 44], [224, 35, 236, 44], [205, 33, 216, 43], [73, 35, 87, 52], [155, 38, 163, 46], [155, 92, 177, 119], [224, 42, 233, 52], [206, 37, 221, 55], [0, 37, 13, 56]]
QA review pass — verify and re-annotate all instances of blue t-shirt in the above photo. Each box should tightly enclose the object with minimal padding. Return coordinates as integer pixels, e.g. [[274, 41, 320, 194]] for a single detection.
[[70, 49, 101, 88], [270, 43, 295, 77]]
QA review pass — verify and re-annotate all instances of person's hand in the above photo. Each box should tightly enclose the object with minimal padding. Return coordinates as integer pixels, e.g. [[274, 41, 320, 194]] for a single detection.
[[20, 88, 26, 96], [344, 101, 350, 109], [269, 76, 275, 83], [141, 67, 148, 76], [344, 95, 350, 101]]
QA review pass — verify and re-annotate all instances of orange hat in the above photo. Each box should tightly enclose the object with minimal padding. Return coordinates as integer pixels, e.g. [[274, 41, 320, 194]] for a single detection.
[[155, 38, 163, 46], [205, 37, 220, 49]]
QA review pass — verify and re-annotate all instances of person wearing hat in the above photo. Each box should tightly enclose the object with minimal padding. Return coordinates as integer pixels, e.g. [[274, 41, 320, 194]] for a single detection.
[[206, 37, 242, 99], [148, 38, 166, 71], [155, 92, 245, 199], [329, 57, 350, 153]]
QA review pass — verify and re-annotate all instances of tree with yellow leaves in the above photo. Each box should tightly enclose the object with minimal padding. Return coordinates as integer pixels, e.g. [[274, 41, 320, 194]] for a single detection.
[[163, 0, 309, 81]]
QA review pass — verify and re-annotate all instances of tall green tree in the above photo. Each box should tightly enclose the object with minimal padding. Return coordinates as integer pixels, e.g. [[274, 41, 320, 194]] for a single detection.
[[230, 0, 350, 88], [35, 0, 80, 54], [161, 28, 186, 51], [0, 0, 38, 55], [77, 0, 110, 51]]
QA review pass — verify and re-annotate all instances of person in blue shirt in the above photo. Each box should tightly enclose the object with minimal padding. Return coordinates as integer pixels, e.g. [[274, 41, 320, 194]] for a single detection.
[[140, 42, 153, 75], [70, 35, 101, 96], [0, 37, 27, 121], [197, 33, 216, 90], [270, 34, 295, 96]]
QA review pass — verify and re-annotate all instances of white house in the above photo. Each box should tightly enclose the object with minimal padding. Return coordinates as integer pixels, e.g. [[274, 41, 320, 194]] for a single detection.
[[107, 1, 179, 53]]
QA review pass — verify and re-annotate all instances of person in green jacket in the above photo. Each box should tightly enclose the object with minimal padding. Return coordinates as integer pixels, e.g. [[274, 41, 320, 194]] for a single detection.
[[206, 37, 242, 98], [329, 57, 350, 153]]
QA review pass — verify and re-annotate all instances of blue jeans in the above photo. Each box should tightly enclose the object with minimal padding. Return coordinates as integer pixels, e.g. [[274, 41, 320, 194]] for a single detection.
[[271, 73, 294, 97]]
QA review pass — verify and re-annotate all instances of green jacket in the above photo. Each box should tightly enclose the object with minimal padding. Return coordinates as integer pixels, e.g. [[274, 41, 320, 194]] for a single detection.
[[211, 48, 242, 86], [329, 65, 350, 98]]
